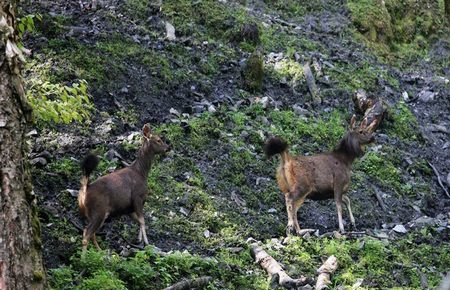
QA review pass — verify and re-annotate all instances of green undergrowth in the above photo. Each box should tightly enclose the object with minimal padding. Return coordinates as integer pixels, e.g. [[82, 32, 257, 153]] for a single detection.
[[385, 101, 421, 141], [348, 0, 449, 67], [49, 229, 450, 289]]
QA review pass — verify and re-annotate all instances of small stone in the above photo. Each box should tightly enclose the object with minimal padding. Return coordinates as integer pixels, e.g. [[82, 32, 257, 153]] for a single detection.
[[179, 207, 189, 216], [267, 208, 277, 213], [208, 105, 216, 113], [66, 189, 79, 197], [402, 91, 409, 101], [27, 129, 38, 137], [30, 157, 47, 167], [413, 216, 436, 227], [169, 108, 180, 116], [203, 229, 210, 238], [165, 21, 176, 41], [120, 87, 129, 93], [417, 90, 435, 102], [392, 224, 407, 234]]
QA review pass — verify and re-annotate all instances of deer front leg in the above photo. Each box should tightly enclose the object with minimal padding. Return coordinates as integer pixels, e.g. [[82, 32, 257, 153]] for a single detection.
[[342, 194, 355, 229], [334, 193, 345, 233]]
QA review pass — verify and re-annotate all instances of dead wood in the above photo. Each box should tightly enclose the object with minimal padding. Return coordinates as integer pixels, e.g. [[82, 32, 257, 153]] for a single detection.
[[353, 89, 387, 132], [303, 62, 321, 105], [372, 187, 387, 211], [250, 243, 311, 289], [315, 256, 338, 290], [428, 161, 450, 198], [162, 276, 213, 290]]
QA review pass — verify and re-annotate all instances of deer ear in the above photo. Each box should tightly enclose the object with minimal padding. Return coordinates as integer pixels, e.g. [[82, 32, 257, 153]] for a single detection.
[[366, 119, 377, 133], [142, 124, 152, 137], [350, 115, 357, 130], [359, 118, 368, 130]]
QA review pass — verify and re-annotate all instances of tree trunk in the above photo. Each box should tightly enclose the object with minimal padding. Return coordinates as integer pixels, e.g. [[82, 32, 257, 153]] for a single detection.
[[0, 1, 45, 289]]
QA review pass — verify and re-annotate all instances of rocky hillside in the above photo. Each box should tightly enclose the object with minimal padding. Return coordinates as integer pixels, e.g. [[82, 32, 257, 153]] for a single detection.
[[22, 0, 449, 289]]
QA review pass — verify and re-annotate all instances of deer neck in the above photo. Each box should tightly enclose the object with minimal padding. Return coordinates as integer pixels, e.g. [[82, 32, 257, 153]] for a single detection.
[[131, 148, 155, 178]]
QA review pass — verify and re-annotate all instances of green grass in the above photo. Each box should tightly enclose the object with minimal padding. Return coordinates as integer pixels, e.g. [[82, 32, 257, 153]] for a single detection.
[[49, 229, 450, 289]]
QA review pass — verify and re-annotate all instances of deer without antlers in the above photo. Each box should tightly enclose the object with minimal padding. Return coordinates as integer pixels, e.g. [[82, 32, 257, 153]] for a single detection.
[[264, 116, 376, 235], [78, 124, 169, 252]]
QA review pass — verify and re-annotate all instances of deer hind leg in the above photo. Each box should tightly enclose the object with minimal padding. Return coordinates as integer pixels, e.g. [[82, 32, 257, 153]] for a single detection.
[[133, 197, 149, 245], [137, 213, 149, 245], [334, 193, 345, 233], [285, 191, 306, 236], [92, 234, 101, 250], [131, 212, 143, 243], [82, 212, 108, 253], [292, 196, 306, 235], [342, 194, 355, 228], [285, 196, 297, 236]]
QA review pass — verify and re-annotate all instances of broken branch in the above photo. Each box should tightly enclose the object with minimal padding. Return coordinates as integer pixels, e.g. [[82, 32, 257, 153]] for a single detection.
[[372, 187, 387, 211], [250, 243, 311, 289], [163, 276, 213, 290], [353, 89, 387, 132], [427, 161, 450, 198], [315, 255, 338, 290], [303, 62, 321, 105]]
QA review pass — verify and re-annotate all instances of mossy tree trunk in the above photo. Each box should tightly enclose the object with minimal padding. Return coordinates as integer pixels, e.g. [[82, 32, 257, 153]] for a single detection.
[[0, 0, 45, 289]]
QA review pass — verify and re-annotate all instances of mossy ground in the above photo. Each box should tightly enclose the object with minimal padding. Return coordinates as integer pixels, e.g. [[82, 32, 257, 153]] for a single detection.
[[23, 0, 450, 289]]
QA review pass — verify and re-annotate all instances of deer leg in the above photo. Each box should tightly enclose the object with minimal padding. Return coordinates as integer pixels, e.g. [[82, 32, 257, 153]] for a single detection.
[[285, 196, 297, 236], [293, 197, 306, 235], [131, 212, 143, 243], [137, 214, 149, 245], [92, 234, 101, 250], [334, 193, 345, 233], [82, 213, 108, 253], [342, 194, 355, 228]]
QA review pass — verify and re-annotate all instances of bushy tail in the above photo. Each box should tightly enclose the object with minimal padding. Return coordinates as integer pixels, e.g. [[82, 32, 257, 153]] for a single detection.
[[264, 137, 289, 158], [78, 154, 99, 214]]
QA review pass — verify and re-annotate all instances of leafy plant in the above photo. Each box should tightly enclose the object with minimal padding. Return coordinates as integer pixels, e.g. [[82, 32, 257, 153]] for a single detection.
[[17, 13, 42, 38], [26, 78, 93, 125]]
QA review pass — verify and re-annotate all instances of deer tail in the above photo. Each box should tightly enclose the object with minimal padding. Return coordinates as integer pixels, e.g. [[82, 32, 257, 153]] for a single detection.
[[264, 137, 289, 161], [78, 154, 99, 214]]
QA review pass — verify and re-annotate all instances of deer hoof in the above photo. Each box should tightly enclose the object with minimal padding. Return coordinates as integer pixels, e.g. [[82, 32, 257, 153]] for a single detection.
[[286, 225, 295, 236]]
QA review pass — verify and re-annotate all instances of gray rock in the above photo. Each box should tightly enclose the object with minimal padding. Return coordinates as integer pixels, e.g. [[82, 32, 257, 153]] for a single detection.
[[412, 216, 436, 228], [267, 208, 277, 214], [30, 157, 47, 167], [417, 90, 435, 102], [66, 189, 79, 197], [392, 224, 407, 234]]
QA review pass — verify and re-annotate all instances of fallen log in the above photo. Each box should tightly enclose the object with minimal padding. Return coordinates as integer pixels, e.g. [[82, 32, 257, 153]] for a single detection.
[[353, 89, 387, 132], [250, 243, 311, 289], [315, 256, 338, 290], [163, 276, 213, 290]]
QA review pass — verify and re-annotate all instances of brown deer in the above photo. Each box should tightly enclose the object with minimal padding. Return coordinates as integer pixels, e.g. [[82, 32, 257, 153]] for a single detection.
[[78, 124, 169, 252], [264, 116, 376, 235]]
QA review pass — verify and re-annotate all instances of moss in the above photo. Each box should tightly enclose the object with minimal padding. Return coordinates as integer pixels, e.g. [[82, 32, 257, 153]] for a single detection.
[[348, 0, 448, 67], [386, 101, 420, 141], [33, 270, 45, 281], [31, 206, 43, 249], [242, 50, 264, 92], [263, 0, 326, 19], [161, 0, 248, 42], [348, 0, 393, 43], [354, 150, 403, 194]]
